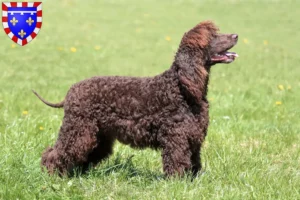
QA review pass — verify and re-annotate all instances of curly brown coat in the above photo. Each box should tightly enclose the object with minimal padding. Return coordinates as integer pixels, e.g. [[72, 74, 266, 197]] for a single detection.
[[35, 21, 238, 177]]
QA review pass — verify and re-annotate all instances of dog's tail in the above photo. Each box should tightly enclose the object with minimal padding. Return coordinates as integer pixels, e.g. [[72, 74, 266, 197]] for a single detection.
[[32, 90, 64, 108]]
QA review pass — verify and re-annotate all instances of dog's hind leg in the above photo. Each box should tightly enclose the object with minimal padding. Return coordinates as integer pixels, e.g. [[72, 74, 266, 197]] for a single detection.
[[82, 133, 115, 171], [41, 116, 99, 175]]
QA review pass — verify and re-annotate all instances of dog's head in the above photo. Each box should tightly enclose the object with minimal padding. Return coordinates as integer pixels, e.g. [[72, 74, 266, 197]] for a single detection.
[[180, 21, 238, 66], [176, 21, 238, 105]]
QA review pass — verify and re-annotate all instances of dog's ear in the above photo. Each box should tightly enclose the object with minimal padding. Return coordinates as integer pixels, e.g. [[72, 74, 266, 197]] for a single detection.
[[180, 21, 218, 49], [178, 65, 208, 105]]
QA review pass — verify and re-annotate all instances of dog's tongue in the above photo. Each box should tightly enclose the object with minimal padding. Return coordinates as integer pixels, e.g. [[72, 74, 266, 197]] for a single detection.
[[211, 51, 239, 64], [225, 52, 238, 58]]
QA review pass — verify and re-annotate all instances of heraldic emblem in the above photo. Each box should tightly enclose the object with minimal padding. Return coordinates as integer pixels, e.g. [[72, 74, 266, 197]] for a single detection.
[[2, 2, 42, 46]]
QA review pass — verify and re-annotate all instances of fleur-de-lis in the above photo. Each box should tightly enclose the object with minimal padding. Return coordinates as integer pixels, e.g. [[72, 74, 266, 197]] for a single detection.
[[26, 17, 34, 26], [18, 29, 26, 38], [10, 17, 18, 26]]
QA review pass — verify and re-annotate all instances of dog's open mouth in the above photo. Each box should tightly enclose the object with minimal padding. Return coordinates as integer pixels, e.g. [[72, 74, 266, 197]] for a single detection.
[[211, 51, 238, 64]]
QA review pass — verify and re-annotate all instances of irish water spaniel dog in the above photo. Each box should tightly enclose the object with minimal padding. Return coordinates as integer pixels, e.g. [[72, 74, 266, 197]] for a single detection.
[[33, 21, 238, 177]]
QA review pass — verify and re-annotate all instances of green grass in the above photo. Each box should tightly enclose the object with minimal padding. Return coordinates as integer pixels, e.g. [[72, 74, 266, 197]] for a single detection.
[[0, 0, 300, 199]]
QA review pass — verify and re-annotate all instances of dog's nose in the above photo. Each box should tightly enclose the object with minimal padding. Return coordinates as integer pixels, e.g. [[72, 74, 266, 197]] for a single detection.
[[232, 34, 238, 40]]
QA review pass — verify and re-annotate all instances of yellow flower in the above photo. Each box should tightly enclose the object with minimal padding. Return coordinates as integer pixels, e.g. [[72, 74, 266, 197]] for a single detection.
[[243, 38, 249, 44], [275, 101, 282, 105], [39, 126, 44, 130], [287, 85, 291, 90], [11, 44, 16, 48], [277, 84, 284, 91], [135, 28, 142, 33], [70, 47, 77, 52], [165, 36, 171, 41], [22, 110, 28, 115], [94, 45, 101, 50], [263, 40, 268, 45]]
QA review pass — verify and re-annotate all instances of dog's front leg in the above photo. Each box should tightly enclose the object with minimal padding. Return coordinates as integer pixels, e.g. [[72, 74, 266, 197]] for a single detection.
[[160, 123, 193, 177]]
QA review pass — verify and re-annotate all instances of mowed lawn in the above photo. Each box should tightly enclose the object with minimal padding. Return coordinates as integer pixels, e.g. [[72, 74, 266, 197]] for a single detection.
[[0, 0, 299, 199]]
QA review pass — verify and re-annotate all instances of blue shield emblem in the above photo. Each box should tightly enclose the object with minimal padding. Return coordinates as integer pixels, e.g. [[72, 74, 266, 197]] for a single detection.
[[2, 2, 42, 46]]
